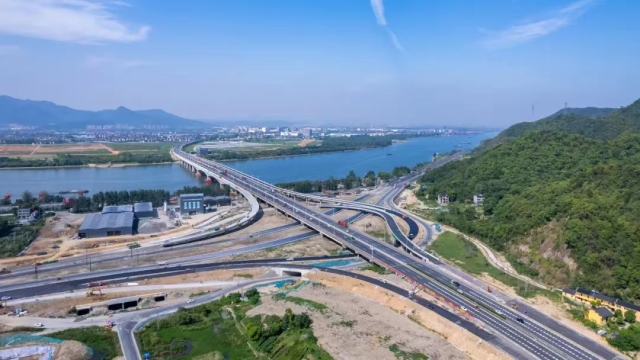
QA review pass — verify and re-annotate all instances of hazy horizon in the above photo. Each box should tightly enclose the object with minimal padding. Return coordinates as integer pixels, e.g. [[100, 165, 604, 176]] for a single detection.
[[0, 0, 638, 127]]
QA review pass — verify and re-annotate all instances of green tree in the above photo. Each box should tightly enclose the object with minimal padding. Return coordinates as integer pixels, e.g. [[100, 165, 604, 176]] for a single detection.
[[625, 310, 636, 323], [21, 191, 33, 204], [246, 323, 263, 341], [378, 172, 392, 181]]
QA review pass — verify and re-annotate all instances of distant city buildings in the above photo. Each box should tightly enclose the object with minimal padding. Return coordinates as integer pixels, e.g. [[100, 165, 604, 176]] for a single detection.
[[301, 128, 313, 139]]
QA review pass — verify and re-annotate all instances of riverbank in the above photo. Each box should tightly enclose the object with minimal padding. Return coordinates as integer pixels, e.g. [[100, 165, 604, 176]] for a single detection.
[[214, 147, 381, 162], [0, 161, 176, 170]]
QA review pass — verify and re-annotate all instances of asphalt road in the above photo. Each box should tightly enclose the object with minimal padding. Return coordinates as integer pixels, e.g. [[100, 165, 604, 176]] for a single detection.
[[176, 149, 621, 360], [0, 221, 303, 279]]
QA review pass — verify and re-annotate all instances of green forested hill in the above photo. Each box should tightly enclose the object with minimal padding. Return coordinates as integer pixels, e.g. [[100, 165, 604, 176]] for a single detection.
[[423, 130, 640, 300], [479, 100, 640, 151]]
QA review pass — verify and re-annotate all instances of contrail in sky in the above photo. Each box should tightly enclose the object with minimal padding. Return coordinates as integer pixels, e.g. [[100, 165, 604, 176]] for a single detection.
[[370, 0, 404, 51]]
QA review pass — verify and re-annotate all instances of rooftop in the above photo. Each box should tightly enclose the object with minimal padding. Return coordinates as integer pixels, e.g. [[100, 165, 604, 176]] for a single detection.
[[564, 287, 640, 312], [79, 212, 135, 231], [133, 202, 153, 213], [594, 307, 614, 318], [203, 195, 232, 201], [179, 193, 204, 199], [101, 205, 134, 214]]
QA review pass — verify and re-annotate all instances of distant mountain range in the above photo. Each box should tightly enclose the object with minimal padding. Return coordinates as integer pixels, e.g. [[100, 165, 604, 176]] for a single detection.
[[0, 95, 206, 130]]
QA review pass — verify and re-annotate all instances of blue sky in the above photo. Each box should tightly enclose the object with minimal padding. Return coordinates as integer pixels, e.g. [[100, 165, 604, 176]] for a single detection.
[[0, 0, 638, 127]]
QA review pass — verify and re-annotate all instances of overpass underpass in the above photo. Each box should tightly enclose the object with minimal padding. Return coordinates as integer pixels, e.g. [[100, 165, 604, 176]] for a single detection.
[[173, 145, 622, 360]]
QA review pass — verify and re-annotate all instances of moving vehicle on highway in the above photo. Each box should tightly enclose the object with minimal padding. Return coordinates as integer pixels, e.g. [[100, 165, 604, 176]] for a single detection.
[[451, 280, 460, 287], [33, 323, 44, 328]]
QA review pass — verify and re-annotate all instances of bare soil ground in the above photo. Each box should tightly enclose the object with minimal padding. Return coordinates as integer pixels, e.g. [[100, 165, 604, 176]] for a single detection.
[[305, 271, 510, 360], [223, 235, 342, 261], [297, 139, 315, 147], [330, 209, 359, 221], [0, 143, 111, 158], [352, 214, 394, 244], [4, 290, 172, 318], [140, 268, 269, 285], [249, 284, 468, 360]]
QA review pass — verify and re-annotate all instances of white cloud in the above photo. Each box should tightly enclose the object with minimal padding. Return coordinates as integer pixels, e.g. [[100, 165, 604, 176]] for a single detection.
[[84, 55, 151, 69], [483, 0, 593, 48], [370, 0, 387, 26], [0, 0, 150, 44], [386, 28, 404, 52], [369, 0, 403, 51]]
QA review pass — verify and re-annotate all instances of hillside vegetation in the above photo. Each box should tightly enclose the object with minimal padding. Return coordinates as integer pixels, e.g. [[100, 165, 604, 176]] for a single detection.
[[479, 100, 639, 151], [422, 98, 640, 301]]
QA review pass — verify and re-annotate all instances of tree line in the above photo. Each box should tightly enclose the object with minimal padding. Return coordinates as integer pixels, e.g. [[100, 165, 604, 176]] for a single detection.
[[276, 166, 412, 193], [421, 130, 640, 302], [0, 151, 172, 168], [3, 183, 231, 215], [206, 134, 419, 161]]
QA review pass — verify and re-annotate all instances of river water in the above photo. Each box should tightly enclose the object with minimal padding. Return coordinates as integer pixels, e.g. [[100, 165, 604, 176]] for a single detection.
[[0, 133, 496, 198]]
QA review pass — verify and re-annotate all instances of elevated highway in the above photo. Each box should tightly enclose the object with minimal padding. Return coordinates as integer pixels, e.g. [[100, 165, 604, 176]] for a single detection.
[[173, 145, 621, 360]]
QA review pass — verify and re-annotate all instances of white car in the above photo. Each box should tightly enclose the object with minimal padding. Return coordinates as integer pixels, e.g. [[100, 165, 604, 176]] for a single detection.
[[461, 306, 468, 312], [187, 299, 195, 304], [34, 323, 44, 328], [457, 289, 464, 294], [0, 296, 10, 301], [495, 310, 504, 316]]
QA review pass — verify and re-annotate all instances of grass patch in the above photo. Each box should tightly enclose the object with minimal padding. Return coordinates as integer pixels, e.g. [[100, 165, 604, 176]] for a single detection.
[[0, 326, 45, 334], [190, 290, 210, 298], [137, 290, 331, 359], [108, 142, 178, 153], [368, 230, 393, 244], [234, 273, 254, 279], [363, 264, 392, 275], [389, 343, 429, 360], [430, 232, 559, 300], [0, 218, 45, 258], [333, 320, 355, 328], [272, 293, 327, 311], [48, 326, 121, 360]]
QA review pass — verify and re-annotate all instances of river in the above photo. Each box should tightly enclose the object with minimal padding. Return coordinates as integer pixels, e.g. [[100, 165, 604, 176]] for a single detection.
[[0, 133, 496, 198]]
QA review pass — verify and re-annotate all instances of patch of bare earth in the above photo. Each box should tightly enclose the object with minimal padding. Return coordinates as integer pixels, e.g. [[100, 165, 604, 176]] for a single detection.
[[249, 284, 468, 360], [224, 235, 341, 261], [139, 268, 268, 285], [298, 272, 509, 360], [297, 139, 315, 147], [510, 221, 576, 286], [352, 214, 394, 244]]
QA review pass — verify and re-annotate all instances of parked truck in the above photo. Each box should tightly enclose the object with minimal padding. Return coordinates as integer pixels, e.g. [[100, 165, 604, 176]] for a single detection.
[[338, 220, 348, 228]]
